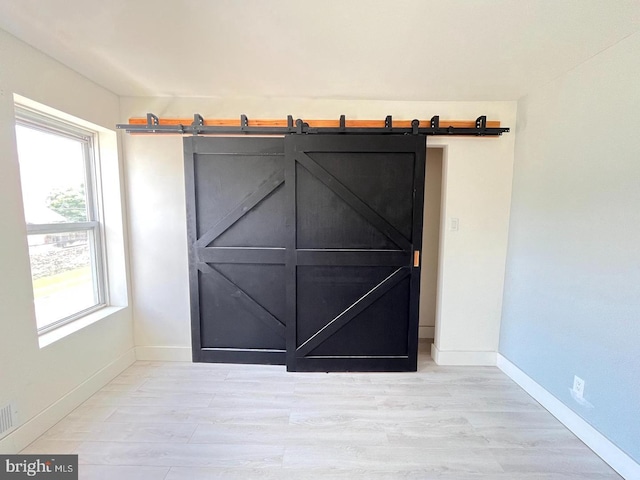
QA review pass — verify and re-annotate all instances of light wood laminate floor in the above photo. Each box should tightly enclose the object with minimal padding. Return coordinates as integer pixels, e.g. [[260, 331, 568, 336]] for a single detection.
[[23, 341, 622, 479]]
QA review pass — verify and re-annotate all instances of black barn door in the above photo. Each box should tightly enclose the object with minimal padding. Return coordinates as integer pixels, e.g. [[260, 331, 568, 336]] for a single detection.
[[185, 134, 425, 371], [285, 135, 425, 372], [185, 137, 287, 364]]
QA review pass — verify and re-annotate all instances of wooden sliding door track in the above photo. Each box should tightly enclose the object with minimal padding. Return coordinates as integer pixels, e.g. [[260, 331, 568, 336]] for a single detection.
[[117, 114, 509, 137]]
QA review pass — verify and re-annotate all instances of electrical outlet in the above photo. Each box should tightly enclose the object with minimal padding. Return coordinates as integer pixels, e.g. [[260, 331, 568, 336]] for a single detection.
[[451, 217, 459, 231], [573, 376, 585, 399]]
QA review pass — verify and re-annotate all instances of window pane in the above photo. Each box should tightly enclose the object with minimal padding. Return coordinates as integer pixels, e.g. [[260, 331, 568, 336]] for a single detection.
[[28, 230, 99, 329], [15, 125, 89, 224]]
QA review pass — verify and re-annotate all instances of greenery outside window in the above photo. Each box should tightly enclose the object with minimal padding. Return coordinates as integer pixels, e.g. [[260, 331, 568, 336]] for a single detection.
[[15, 106, 107, 332]]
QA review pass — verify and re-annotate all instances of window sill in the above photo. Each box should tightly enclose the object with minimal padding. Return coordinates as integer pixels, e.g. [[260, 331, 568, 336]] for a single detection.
[[38, 305, 126, 349]]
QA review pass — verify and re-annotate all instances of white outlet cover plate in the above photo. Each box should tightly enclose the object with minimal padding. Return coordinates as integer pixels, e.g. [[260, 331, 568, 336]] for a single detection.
[[569, 388, 594, 409], [573, 376, 585, 398]]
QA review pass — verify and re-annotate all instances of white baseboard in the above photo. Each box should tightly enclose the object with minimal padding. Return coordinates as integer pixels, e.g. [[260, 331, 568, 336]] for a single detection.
[[497, 353, 639, 480], [135, 346, 192, 362], [418, 326, 435, 339], [431, 343, 497, 366], [0, 348, 135, 454]]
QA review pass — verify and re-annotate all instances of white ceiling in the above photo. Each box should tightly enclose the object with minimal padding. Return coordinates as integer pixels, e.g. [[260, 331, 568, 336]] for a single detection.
[[0, 0, 639, 101]]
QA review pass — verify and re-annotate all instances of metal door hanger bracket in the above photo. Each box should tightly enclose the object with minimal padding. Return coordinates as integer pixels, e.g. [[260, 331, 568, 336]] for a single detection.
[[192, 113, 204, 126], [295, 118, 309, 134], [191, 113, 204, 135], [146, 113, 159, 125], [411, 120, 420, 135]]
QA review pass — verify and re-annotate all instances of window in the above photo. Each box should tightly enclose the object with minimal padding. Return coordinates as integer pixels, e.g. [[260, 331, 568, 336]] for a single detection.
[[15, 106, 106, 332]]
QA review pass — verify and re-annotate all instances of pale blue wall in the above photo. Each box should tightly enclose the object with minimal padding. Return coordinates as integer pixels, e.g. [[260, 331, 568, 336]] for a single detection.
[[500, 31, 640, 463]]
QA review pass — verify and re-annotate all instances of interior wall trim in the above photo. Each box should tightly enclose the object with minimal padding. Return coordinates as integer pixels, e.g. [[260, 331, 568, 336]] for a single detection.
[[497, 353, 639, 480], [430, 343, 497, 366], [418, 326, 435, 339], [135, 346, 192, 362], [0, 348, 135, 454]]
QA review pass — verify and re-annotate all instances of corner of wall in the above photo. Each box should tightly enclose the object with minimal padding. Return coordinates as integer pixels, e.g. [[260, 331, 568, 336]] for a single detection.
[[0, 348, 135, 453]]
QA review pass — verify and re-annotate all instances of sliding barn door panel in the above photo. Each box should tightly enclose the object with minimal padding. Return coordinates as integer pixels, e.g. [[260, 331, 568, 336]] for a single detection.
[[186, 134, 425, 370], [286, 135, 426, 372], [185, 137, 287, 364]]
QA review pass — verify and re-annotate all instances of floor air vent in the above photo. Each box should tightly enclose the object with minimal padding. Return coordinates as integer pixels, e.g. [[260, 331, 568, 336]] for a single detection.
[[0, 403, 17, 438]]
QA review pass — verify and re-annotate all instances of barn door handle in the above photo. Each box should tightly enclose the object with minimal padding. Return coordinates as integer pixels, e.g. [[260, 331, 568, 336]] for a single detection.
[[413, 250, 420, 267]]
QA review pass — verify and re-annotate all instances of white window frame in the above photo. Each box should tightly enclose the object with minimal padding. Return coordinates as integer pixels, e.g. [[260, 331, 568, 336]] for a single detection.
[[15, 105, 108, 333]]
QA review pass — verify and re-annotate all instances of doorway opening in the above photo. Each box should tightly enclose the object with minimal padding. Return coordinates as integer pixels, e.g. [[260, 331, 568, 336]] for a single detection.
[[419, 147, 444, 351]]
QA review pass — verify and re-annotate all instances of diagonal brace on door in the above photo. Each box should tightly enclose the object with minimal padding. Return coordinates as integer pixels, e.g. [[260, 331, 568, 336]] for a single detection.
[[296, 268, 410, 357], [197, 263, 286, 338], [195, 170, 284, 248], [295, 152, 412, 252]]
